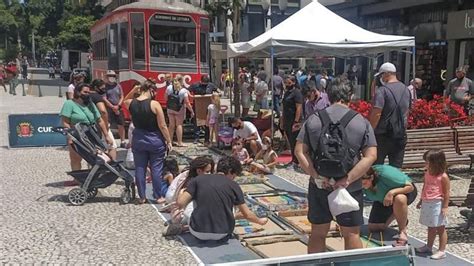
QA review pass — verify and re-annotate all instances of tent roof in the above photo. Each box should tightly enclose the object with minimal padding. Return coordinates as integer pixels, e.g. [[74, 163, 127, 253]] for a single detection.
[[227, 1, 415, 58]]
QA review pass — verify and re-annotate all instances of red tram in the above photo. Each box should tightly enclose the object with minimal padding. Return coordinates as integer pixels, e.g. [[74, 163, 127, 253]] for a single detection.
[[90, 0, 210, 107]]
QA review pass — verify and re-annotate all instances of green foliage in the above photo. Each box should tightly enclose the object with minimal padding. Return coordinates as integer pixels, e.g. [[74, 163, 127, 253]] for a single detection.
[[1, 0, 104, 60], [57, 15, 96, 50]]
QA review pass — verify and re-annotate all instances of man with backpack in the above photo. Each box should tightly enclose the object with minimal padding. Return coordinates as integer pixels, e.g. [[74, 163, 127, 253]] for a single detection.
[[295, 79, 377, 253], [369, 63, 411, 168]]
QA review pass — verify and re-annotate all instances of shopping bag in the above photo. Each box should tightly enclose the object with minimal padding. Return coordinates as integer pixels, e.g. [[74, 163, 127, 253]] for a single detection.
[[125, 148, 135, 169], [327, 188, 359, 217]]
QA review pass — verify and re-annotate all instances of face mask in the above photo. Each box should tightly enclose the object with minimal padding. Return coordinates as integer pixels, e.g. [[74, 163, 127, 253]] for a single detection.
[[262, 144, 268, 150], [81, 94, 90, 104], [108, 77, 116, 83], [97, 87, 106, 95]]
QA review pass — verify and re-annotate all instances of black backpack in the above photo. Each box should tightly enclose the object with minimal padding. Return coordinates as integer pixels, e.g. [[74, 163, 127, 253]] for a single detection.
[[167, 88, 183, 112], [309, 109, 358, 179], [384, 87, 407, 139]]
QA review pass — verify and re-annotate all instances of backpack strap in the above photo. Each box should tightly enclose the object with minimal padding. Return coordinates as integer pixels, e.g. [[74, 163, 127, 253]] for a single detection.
[[317, 109, 331, 127], [339, 109, 358, 128]]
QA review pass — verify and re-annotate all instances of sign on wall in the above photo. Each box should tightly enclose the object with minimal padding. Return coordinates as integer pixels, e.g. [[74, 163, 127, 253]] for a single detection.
[[447, 9, 474, 39], [8, 114, 67, 148]]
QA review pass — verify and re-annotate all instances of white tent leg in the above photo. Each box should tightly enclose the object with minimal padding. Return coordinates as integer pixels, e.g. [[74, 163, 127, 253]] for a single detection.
[[270, 47, 275, 139], [412, 47, 416, 80]]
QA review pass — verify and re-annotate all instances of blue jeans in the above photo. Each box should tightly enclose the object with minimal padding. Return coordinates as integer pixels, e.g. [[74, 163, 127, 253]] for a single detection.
[[132, 128, 168, 199]]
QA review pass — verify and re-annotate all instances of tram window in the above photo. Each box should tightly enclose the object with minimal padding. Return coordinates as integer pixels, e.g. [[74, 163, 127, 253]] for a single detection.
[[109, 26, 117, 56], [149, 25, 196, 60], [200, 32, 207, 63], [120, 23, 128, 59], [131, 13, 145, 70]]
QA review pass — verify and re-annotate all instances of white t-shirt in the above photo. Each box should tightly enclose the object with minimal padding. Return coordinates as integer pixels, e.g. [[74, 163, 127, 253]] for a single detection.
[[207, 103, 219, 120], [255, 81, 268, 98], [67, 84, 75, 94], [241, 82, 251, 98], [166, 85, 189, 103], [165, 170, 189, 203], [233, 121, 262, 144]]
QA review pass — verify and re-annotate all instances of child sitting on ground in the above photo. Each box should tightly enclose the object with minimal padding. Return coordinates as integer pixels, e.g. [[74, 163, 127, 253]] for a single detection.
[[207, 93, 220, 147], [415, 149, 450, 260], [250, 136, 278, 174], [232, 138, 252, 165], [163, 157, 180, 185]]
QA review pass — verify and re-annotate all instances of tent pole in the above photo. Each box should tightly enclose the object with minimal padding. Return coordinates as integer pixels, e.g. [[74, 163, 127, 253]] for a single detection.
[[270, 47, 275, 139], [411, 47, 416, 80]]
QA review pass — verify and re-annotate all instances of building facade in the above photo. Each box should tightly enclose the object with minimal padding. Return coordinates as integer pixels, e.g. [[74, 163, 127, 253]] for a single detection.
[[327, 0, 474, 97]]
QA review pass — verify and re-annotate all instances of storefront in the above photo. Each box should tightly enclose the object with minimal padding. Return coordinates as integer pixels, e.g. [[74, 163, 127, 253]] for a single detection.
[[447, 9, 474, 81]]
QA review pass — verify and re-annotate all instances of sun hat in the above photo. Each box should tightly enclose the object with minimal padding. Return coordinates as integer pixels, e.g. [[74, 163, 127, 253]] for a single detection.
[[106, 70, 117, 76]]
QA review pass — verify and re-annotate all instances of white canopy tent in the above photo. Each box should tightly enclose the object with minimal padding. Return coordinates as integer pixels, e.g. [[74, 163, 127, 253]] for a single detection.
[[228, 1, 415, 58], [227, 0, 416, 135]]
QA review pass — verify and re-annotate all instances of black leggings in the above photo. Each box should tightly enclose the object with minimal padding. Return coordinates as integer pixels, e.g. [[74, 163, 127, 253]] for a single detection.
[[285, 127, 299, 164]]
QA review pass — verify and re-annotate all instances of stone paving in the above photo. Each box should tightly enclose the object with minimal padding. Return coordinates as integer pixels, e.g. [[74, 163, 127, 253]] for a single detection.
[[0, 88, 196, 264], [275, 167, 474, 262], [1, 81, 472, 264]]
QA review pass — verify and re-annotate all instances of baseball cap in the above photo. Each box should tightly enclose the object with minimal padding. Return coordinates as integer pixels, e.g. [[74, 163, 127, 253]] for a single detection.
[[375, 62, 396, 77], [106, 70, 116, 76]]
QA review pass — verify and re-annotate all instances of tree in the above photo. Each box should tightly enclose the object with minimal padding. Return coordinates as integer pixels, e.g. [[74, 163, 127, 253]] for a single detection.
[[57, 15, 96, 51], [205, 0, 243, 116]]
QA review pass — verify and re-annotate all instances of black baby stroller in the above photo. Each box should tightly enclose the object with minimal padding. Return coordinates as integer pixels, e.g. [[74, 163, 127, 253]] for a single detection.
[[54, 123, 136, 206]]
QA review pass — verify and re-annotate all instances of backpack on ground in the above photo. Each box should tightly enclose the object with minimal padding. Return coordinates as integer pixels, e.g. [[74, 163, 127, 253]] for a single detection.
[[167, 88, 183, 112], [309, 109, 358, 179], [384, 87, 406, 139]]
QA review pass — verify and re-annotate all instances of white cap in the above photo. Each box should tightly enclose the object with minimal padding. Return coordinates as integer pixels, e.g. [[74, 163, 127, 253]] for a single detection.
[[106, 70, 116, 76], [375, 62, 396, 77]]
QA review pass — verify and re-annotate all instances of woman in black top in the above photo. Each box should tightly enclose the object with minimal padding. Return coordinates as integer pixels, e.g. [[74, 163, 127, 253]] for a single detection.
[[124, 80, 172, 204]]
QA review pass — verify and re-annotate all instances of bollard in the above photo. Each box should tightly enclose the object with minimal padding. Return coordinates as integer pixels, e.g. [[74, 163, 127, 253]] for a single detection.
[[58, 85, 63, 97], [38, 84, 43, 97], [22, 80, 26, 96]]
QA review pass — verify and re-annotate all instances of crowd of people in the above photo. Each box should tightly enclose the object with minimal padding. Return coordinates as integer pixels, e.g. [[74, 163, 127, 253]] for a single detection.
[[56, 61, 474, 260]]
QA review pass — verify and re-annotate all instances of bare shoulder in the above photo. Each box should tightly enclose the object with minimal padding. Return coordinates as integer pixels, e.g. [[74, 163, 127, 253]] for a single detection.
[[441, 173, 450, 181]]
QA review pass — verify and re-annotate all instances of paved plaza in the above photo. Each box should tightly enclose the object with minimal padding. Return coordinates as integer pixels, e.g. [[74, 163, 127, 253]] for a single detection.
[[0, 74, 472, 264]]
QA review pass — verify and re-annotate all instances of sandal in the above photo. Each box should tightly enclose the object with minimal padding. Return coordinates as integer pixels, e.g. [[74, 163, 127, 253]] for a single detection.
[[156, 197, 166, 204], [430, 251, 446, 260]]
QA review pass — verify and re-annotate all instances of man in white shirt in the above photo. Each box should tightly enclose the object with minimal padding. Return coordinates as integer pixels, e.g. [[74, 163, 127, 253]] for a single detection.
[[229, 117, 262, 156]]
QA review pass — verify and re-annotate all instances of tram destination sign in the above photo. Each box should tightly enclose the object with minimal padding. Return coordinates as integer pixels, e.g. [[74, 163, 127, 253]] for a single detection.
[[154, 14, 191, 23]]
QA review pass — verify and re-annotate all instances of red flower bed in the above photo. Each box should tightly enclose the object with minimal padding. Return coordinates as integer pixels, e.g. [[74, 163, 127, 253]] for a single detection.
[[349, 96, 468, 129], [407, 95, 467, 129], [349, 100, 372, 119]]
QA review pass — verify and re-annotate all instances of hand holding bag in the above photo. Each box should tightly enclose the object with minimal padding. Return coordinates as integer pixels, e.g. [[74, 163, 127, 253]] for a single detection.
[[327, 188, 360, 217]]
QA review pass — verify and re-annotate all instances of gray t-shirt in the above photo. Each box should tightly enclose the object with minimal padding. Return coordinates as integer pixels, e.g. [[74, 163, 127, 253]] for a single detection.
[[297, 104, 377, 192], [105, 83, 122, 105], [446, 77, 474, 105], [373, 82, 411, 136]]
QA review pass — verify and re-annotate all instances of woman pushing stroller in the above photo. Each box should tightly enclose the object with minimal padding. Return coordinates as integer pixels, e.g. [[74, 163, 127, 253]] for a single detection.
[[60, 83, 114, 180]]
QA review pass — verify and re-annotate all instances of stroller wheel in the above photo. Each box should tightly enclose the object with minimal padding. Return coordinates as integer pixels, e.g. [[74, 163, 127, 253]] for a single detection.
[[120, 190, 132, 204], [86, 188, 98, 199], [68, 188, 87, 206]]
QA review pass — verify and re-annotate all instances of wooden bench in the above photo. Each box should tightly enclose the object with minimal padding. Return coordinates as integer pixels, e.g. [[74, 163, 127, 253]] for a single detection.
[[454, 125, 474, 171], [402, 127, 470, 169]]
